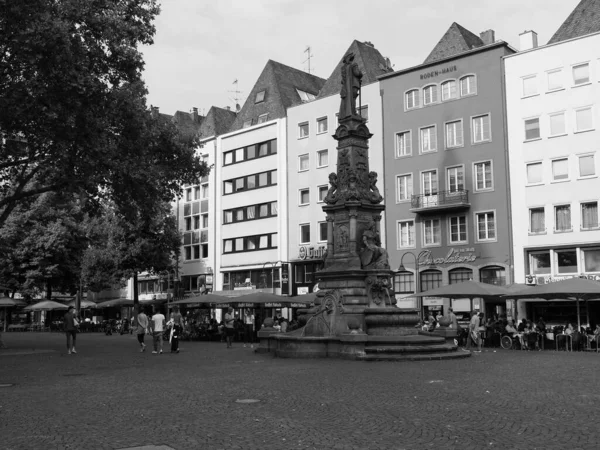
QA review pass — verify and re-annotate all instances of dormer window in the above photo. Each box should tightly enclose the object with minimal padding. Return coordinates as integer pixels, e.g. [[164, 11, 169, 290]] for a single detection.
[[255, 90, 266, 103], [242, 119, 252, 128], [297, 89, 316, 102]]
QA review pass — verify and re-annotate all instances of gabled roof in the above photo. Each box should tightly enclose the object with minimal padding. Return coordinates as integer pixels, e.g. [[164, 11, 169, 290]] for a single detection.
[[199, 106, 237, 138], [229, 60, 325, 132], [317, 40, 393, 99], [171, 110, 203, 140], [424, 22, 484, 64], [548, 0, 600, 44]]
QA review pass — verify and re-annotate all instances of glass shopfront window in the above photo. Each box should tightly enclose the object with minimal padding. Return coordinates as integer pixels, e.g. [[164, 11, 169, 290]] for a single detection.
[[555, 249, 577, 274], [480, 266, 506, 285], [530, 251, 551, 274], [583, 248, 600, 273]]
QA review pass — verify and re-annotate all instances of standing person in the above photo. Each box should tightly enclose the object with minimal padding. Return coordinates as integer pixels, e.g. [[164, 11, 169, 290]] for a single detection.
[[243, 310, 255, 348], [136, 307, 149, 352], [463, 311, 479, 352], [151, 307, 165, 355], [170, 306, 184, 354], [224, 307, 235, 349], [64, 306, 78, 354]]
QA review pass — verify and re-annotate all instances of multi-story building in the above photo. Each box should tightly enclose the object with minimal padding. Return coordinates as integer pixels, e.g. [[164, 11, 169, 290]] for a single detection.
[[214, 60, 325, 293], [379, 23, 515, 320], [286, 40, 392, 296], [505, 0, 600, 325], [176, 106, 236, 295]]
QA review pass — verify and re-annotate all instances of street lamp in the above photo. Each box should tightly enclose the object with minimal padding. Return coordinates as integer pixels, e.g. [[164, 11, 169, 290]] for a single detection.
[[397, 251, 434, 320]]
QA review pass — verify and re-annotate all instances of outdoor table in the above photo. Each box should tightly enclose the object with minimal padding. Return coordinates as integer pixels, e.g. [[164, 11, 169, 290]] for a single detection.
[[556, 333, 572, 352]]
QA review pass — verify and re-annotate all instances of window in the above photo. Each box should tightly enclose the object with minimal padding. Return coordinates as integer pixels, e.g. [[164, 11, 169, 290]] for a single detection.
[[317, 149, 328, 168], [582, 202, 599, 229], [201, 184, 208, 199], [530, 251, 551, 274], [255, 90, 265, 103], [184, 217, 192, 231], [579, 154, 595, 177], [575, 107, 593, 132], [583, 248, 600, 272], [317, 117, 328, 134], [299, 154, 309, 172], [529, 207, 545, 233], [405, 89, 420, 109], [449, 268, 472, 284], [547, 69, 563, 91], [398, 220, 415, 248], [420, 125, 437, 153], [396, 174, 413, 202], [193, 186, 200, 200], [526, 162, 542, 184], [224, 211, 233, 224], [201, 214, 208, 228], [555, 249, 577, 274], [549, 112, 566, 136], [318, 222, 328, 242], [318, 185, 328, 202], [223, 170, 276, 195], [242, 119, 252, 128], [257, 113, 269, 124], [223, 139, 277, 165], [300, 224, 310, 244], [447, 166, 464, 192], [420, 270, 442, 292], [460, 75, 476, 96], [476, 211, 496, 241], [394, 271, 414, 294], [480, 266, 506, 286], [299, 188, 310, 205], [573, 63, 590, 85], [472, 114, 491, 143], [298, 122, 309, 138], [297, 89, 316, 102], [185, 188, 192, 202], [395, 131, 412, 157], [552, 158, 569, 181], [524, 118, 540, 141], [441, 80, 457, 101], [445, 120, 463, 148], [422, 170, 438, 196], [522, 75, 538, 97], [474, 161, 493, 191], [555, 204, 571, 232], [423, 218, 441, 245], [193, 216, 200, 229], [449, 216, 467, 243], [423, 85, 438, 105], [223, 233, 277, 253]]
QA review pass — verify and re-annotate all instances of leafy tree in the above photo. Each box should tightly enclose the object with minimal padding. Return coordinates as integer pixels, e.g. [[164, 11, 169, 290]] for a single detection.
[[0, 0, 207, 228]]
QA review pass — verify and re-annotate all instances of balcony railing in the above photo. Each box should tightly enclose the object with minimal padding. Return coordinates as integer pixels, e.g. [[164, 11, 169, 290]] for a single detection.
[[410, 190, 470, 213]]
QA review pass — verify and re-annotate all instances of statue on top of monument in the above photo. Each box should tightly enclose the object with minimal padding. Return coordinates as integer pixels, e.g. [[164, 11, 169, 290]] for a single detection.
[[338, 52, 363, 121], [360, 229, 390, 270], [324, 172, 339, 205], [367, 171, 383, 204]]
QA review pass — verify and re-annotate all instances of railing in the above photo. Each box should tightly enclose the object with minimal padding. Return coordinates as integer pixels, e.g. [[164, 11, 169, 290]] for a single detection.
[[411, 190, 469, 212]]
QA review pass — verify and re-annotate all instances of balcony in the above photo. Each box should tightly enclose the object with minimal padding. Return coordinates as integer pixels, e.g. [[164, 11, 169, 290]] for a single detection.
[[410, 190, 470, 214]]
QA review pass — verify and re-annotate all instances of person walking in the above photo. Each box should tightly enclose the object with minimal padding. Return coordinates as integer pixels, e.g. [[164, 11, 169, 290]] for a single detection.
[[170, 306, 184, 353], [243, 310, 255, 348], [136, 307, 149, 352], [64, 306, 79, 355], [224, 307, 235, 349], [151, 307, 165, 354]]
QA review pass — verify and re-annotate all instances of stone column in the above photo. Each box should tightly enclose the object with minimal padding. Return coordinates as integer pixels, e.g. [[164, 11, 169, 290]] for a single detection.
[[349, 208, 358, 256], [326, 214, 335, 258]]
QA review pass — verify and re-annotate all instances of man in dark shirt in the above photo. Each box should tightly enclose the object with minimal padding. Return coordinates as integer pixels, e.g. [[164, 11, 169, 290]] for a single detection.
[[64, 306, 78, 355]]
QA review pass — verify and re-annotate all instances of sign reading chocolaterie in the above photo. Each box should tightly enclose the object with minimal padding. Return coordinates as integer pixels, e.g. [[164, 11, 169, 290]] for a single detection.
[[420, 65, 458, 80], [418, 248, 477, 266]]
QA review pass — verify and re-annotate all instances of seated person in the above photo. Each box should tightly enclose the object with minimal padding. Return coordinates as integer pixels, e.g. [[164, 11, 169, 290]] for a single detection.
[[589, 324, 600, 347], [564, 323, 574, 335], [505, 320, 519, 336]]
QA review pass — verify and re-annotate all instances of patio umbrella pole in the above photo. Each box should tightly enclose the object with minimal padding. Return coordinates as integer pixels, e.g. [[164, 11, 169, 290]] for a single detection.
[[576, 297, 581, 331]]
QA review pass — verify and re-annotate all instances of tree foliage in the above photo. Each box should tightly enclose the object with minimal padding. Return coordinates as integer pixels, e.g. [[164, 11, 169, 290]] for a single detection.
[[0, 0, 208, 228]]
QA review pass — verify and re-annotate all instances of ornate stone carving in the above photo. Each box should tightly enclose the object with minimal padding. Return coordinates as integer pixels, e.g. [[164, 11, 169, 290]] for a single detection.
[[323, 172, 339, 205], [335, 225, 349, 253], [367, 171, 383, 204], [359, 229, 390, 270], [365, 275, 393, 306], [338, 52, 363, 121]]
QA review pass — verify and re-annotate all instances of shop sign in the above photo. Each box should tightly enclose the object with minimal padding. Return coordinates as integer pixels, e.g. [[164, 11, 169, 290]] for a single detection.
[[423, 297, 444, 306], [526, 274, 600, 285], [418, 248, 477, 266], [298, 245, 326, 260], [297, 286, 309, 295], [420, 65, 457, 80], [139, 293, 170, 301]]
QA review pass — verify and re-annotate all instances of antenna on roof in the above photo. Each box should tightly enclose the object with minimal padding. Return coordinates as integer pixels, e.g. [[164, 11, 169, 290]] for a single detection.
[[303, 46, 314, 74], [228, 79, 243, 111]]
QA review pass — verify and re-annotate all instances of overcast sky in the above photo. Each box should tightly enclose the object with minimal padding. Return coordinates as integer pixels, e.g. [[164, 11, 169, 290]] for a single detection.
[[142, 0, 578, 116]]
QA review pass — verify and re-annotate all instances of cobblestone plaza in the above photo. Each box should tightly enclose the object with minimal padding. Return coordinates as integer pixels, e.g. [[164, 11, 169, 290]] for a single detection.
[[0, 333, 598, 450]]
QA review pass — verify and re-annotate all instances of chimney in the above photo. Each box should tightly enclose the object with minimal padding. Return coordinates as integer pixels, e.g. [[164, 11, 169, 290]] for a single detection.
[[479, 30, 495, 45], [225, 106, 231, 111], [150, 105, 159, 118], [519, 30, 538, 51], [192, 107, 198, 122]]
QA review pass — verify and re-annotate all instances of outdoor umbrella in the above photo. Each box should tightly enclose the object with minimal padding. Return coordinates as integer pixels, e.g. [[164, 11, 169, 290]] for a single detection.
[[0, 297, 27, 332], [23, 300, 69, 311], [96, 298, 134, 308], [170, 293, 227, 307], [66, 299, 98, 309], [507, 277, 600, 330], [410, 280, 510, 299]]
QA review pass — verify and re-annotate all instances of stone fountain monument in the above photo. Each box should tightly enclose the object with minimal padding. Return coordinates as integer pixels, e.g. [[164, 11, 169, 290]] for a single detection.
[[270, 53, 468, 361]]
